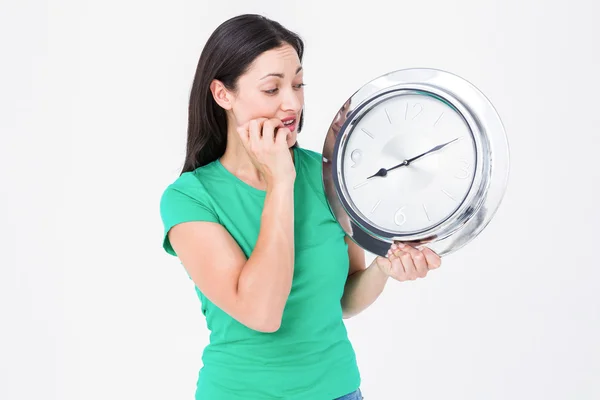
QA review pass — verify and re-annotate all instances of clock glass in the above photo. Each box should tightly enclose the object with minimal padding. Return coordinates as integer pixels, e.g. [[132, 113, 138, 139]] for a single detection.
[[340, 91, 478, 234]]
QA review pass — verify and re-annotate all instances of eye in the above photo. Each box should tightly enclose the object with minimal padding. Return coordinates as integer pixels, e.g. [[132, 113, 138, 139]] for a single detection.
[[264, 88, 279, 94], [293, 83, 306, 89]]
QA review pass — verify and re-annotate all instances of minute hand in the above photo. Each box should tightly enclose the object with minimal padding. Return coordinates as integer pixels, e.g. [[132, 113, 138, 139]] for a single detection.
[[394, 137, 460, 170], [366, 137, 459, 179]]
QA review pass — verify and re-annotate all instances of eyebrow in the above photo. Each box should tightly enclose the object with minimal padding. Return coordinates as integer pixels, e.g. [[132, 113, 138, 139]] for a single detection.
[[260, 66, 303, 80]]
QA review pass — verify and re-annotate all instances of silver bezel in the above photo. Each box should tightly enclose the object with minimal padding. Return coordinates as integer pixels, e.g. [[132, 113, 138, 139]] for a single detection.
[[321, 68, 510, 257]]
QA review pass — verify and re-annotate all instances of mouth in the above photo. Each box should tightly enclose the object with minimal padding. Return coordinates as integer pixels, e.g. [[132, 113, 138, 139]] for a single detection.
[[281, 117, 297, 132]]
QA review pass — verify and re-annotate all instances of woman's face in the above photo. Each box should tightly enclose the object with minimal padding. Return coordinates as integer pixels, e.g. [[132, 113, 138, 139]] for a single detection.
[[228, 44, 304, 148]]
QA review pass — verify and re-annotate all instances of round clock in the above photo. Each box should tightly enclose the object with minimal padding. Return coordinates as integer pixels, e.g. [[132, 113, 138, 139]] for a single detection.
[[321, 68, 510, 257]]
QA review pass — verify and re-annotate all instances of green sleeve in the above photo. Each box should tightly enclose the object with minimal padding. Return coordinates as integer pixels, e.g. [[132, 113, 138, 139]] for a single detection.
[[160, 184, 219, 256]]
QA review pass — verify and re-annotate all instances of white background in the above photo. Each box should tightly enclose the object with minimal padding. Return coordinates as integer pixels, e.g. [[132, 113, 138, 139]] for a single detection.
[[1, 0, 599, 399]]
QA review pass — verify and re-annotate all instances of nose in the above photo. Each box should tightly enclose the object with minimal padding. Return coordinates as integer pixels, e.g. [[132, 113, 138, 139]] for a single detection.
[[281, 87, 302, 113]]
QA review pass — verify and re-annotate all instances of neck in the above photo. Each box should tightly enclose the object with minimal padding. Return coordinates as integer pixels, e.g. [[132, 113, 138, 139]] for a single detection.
[[220, 130, 261, 181]]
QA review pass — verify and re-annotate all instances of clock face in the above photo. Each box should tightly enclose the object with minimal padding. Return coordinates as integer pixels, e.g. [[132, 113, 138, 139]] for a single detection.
[[340, 92, 477, 234]]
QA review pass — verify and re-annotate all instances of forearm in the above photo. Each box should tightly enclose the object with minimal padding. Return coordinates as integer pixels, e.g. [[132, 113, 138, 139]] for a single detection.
[[341, 259, 389, 319], [237, 181, 295, 328]]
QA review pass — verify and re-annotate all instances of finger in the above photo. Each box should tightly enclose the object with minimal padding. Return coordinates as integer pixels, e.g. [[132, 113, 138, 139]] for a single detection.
[[248, 118, 267, 146], [389, 252, 407, 280], [236, 121, 251, 145], [386, 247, 393, 258], [421, 247, 442, 269], [262, 118, 281, 142], [394, 249, 417, 280], [247, 119, 260, 148], [388, 244, 406, 280], [375, 256, 391, 275], [387, 242, 398, 259], [398, 243, 428, 277], [384, 244, 395, 265], [275, 126, 291, 147], [249, 118, 269, 155]]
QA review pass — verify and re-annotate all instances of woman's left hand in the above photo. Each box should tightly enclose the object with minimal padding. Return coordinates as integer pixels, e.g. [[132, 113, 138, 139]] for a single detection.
[[375, 242, 442, 282]]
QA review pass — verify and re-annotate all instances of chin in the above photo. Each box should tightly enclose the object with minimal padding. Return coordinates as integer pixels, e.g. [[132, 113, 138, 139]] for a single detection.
[[287, 132, 298, 148]]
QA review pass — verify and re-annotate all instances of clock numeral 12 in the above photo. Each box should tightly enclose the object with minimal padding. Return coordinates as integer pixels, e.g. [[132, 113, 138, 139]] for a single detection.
[[405, 103, 423, 120]]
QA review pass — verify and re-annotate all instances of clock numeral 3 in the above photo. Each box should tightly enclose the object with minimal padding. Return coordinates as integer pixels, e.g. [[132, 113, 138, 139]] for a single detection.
[[394, 206, 407, 226], [455, 159, 470, 179]]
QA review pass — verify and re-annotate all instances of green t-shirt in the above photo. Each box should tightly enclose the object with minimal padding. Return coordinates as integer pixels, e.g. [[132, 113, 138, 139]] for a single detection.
[[160, 146, 361, 399]]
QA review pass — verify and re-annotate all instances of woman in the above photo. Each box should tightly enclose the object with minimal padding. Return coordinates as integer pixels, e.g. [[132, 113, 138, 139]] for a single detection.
[[160, 14, 442, 400]]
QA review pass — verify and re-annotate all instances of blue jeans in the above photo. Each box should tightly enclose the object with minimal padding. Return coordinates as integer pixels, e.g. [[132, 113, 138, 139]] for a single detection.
[[335, 388, 363, 400]]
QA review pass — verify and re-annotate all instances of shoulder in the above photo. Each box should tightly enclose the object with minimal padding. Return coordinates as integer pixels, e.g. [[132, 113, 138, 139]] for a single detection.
[[160, 161, 221, 204], [160, 171, 206, 206], [159, 169, 220, 255], [159, 167, 219, 226]]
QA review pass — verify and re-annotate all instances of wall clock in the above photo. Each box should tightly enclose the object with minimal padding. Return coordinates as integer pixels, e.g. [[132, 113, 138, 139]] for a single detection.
[[321, 68, 510, 257]]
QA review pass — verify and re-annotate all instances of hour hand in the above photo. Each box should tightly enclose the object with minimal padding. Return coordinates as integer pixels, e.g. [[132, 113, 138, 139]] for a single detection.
[[366, 168, 388, 180], [366, 160, 409, 179]]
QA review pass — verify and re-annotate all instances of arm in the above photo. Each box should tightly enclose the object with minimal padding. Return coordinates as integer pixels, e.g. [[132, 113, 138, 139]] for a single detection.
[[168, 181, 295, 333], [340, 235, 389, 319]]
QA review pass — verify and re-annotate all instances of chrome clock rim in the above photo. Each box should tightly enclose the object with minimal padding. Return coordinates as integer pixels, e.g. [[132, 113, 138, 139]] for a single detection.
[[321, 68, 510, 257]]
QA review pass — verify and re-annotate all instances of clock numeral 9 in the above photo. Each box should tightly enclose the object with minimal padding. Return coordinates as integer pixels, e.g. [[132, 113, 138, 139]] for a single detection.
[[455, 159, 470, 179], [350, 149, 362, 168], [394, 206, 407, 226]]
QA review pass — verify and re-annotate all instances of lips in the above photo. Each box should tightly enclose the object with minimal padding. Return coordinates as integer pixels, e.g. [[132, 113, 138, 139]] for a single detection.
[[281, 116, 297, 132]]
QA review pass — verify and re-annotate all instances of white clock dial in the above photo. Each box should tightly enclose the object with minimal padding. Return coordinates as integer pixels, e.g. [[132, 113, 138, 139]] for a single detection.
[[341, 92, 477, 234]]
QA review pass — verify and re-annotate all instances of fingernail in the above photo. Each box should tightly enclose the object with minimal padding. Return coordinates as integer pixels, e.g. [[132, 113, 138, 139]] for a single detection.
[[397, 242, 406, 248], [391, 243, 397, 250]]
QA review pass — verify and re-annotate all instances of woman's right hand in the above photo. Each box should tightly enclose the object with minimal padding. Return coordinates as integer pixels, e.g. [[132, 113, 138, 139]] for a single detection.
[[236, 118, 296, 188]]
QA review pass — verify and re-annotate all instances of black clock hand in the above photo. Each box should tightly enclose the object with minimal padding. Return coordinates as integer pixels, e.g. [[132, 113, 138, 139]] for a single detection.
[[367, 137, 460, 179], [404, 137, 460, 164]]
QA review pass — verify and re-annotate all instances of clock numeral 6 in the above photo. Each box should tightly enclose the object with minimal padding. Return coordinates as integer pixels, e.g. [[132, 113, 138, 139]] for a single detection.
[[394, 206, 407, 226], [455, 159, 470, 179], [350, 149, 362, 168]]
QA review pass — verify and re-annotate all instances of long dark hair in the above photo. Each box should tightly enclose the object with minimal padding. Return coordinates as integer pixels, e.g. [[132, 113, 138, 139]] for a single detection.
[[181, 14, 305, 174]]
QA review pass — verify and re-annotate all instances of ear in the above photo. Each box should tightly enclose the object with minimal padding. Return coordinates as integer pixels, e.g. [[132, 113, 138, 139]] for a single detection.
[[210, 79, 234, 110]]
